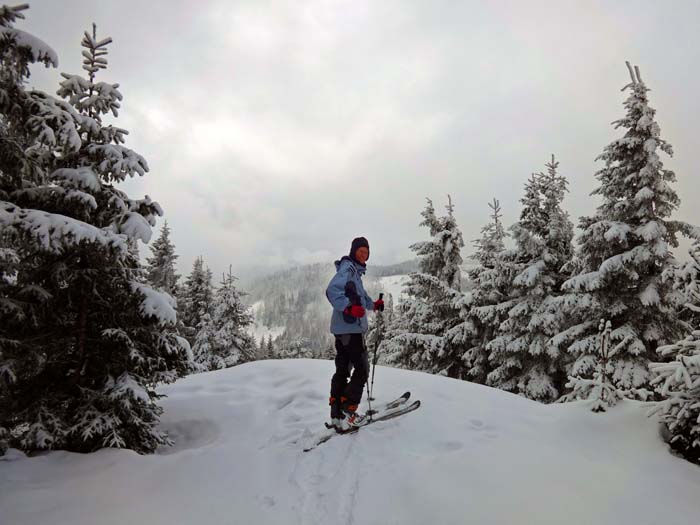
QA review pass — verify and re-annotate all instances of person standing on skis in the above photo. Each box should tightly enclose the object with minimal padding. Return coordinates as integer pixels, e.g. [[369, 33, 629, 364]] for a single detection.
[[325, 236, 384, 432]]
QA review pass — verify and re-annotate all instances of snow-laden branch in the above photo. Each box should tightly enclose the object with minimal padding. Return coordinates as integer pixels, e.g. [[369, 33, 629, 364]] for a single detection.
[[0, 201, 129, 255], [130, 282, 177, 325]]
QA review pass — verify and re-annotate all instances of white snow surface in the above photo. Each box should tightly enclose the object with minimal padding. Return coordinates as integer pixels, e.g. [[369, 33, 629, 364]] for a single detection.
[[2, 360, 700, 525]]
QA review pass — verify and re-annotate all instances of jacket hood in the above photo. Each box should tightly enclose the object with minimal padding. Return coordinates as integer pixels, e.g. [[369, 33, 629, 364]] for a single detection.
[[334, 255, 366, 274]]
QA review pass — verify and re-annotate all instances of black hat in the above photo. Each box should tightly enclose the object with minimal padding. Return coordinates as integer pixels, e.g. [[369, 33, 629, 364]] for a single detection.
[[350, 236, 370, 260]]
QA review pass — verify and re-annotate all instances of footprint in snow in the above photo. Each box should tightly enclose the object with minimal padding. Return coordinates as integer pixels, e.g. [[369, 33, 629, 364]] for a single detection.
[[436, 440, 464, 453], [468, 418, 498, 441]]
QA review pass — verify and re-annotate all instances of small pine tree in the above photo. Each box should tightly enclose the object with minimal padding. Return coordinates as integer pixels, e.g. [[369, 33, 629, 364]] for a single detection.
[[462, 199, 509, 384], [145, 221, 180, 295], [192, 313, 215, 370], [179, 256, 214, 342], [562, 319, 631, 412], [258, 336, 267, 359], [193, 267, 255, 370], [266, 335, 275, 357]]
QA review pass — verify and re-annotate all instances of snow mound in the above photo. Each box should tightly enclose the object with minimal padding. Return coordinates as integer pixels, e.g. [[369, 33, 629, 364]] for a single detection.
[[2, 360, 699, 525]]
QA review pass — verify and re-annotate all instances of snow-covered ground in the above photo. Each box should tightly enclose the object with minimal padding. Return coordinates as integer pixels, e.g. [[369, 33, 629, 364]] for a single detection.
[[3, 360, 700, 525]]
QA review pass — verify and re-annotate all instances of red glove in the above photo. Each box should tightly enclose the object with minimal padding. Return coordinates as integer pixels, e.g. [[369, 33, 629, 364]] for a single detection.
[[373, 299, 385, 312], [344, 305, 366, 318]]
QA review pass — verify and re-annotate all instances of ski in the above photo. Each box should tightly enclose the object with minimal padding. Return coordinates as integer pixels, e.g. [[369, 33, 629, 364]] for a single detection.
[[303, 399, 421, 452], [378, 391, 411, 412], [324, 391, 410, 429]]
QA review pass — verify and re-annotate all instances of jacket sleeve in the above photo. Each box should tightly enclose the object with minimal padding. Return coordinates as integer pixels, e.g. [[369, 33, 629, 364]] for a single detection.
[[326, 270, 351, 312]]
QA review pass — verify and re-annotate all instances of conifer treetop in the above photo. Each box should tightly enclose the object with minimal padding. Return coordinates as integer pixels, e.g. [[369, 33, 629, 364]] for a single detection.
[[471, 198, 506, 268], [57, 23, 121, 121]]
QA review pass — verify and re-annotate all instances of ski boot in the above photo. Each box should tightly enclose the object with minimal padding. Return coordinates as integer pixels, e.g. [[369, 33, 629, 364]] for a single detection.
[[336, 404, 369, 433], [326, 396, 343, 431]]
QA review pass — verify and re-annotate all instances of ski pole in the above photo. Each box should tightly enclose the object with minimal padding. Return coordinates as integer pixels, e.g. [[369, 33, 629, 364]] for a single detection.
[[365, 360, 373, 420], [367, 293, 384, 415]]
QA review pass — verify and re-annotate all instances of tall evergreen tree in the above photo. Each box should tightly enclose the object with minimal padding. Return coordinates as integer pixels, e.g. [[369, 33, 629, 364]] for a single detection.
[[0, 13, 191, 455], [486, 157, 574, 402], [384, 197, 465, 377], [553, 63, 698, 395], [145, 220, 179, 295]]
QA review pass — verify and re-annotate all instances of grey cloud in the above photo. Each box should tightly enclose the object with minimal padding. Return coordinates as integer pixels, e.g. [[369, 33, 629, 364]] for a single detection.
[[19, 0, 700, 280]]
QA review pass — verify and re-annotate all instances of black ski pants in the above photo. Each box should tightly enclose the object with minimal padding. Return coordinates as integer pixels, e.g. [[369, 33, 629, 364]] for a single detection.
[[330, 333, 369, 417]]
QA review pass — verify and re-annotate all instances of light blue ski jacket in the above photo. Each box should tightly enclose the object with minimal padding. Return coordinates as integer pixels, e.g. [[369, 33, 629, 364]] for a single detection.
[[325, 256, 375, 335]]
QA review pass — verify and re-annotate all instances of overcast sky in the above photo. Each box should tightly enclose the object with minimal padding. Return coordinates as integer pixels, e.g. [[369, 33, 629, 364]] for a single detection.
[[18, 0, 700, 282]]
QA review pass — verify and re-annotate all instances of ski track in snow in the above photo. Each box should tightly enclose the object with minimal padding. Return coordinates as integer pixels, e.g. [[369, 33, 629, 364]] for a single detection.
[[290, 432, 362, 525]]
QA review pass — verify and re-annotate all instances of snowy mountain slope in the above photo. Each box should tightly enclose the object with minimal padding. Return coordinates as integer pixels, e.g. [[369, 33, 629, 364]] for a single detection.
[[2, 360, 699, 525]]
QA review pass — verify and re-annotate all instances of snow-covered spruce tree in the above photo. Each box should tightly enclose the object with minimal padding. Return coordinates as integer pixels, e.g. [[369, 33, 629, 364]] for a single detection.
[[383, 197, 465, 377], [179, 255, 214, 342], [551, 63, 698, 397], [562, 319, 628, 412], [486, 157, 574, 402], [193, 266, 255, 370], [461, 199, 508, 384], [0, 15, 192, 454], [145, 220, 179, 295]]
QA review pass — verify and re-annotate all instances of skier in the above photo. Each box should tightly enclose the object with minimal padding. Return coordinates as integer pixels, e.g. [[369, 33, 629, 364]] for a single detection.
[[325, 237, 384, 432]]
